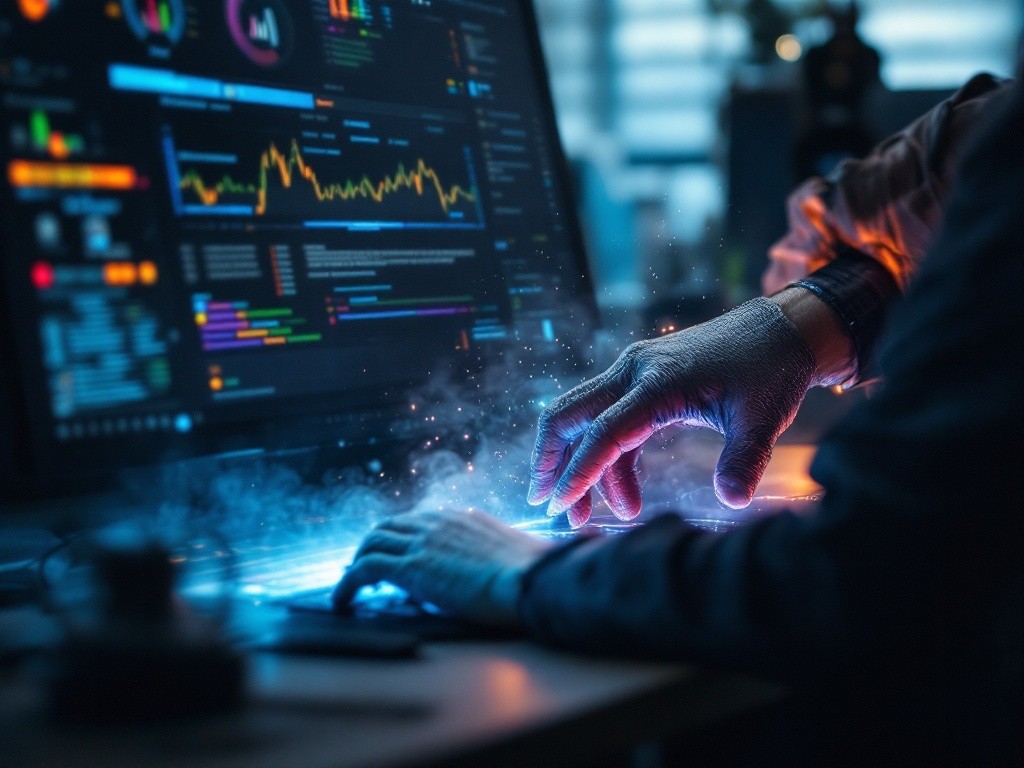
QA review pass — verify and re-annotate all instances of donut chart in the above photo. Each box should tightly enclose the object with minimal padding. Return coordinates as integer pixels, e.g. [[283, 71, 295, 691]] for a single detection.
[[226, 0, 294, 68], [122, 0, 186, 47]]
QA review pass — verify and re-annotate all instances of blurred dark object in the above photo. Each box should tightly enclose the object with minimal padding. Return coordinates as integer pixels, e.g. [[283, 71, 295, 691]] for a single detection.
[[48, 537, 245, 723], [707, 0, 793, 65], [0, 529, 61, 608], [794, 1, 881, 179], [99, 542, 176, 621], [746, 0, 793, 65]]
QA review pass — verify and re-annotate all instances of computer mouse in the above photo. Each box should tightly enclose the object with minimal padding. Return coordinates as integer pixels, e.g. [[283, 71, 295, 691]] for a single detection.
[[334, 580, 444, 618]]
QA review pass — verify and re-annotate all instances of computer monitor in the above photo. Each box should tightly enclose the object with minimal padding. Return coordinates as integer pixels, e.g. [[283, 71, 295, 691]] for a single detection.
[[0, 0, 596, 503]]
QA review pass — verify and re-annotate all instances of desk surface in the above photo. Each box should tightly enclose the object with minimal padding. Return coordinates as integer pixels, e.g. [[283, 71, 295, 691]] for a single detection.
[[0, 629, 782, 768]]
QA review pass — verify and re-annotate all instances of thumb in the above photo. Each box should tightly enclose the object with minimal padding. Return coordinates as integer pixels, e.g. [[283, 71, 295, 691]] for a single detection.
[[713, 426, 777, 509]]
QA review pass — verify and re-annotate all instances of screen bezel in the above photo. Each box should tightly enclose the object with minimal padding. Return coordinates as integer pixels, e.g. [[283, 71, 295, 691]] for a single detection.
[[0, 0, 598, 505]]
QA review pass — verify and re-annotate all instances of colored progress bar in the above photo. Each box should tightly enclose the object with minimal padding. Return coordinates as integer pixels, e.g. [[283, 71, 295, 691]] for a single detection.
[[328, 0, 371, 21], [471, 318, 508, 341], [8, 160, 137, 190], [304, 220, 484, 231], [195, 298, 320, 351], [109, 64, 314, 110], [340, 294, 474, 307], [336, 306, 473, 321]]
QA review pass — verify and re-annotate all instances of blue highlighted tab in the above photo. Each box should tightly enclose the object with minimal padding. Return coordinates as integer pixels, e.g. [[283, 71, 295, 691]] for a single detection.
[[224, 83, 314, 109], [334, 284, 393, 293], [110, 65, 221, 99], [109, 64, 314, 110]]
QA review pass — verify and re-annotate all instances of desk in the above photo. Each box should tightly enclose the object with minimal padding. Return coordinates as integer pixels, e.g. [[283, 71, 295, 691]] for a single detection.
[[0, 430, 811, 767], [0, 625, 783, 768]]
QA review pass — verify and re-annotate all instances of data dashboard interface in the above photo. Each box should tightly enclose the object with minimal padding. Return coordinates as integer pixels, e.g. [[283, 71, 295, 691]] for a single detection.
[[0, 0, 594, 491]]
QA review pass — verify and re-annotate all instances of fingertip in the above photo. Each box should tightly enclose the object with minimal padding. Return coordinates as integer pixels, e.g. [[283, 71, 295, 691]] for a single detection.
[[714, 475, 753, 509], [526, 479, 552, 506], [545, 496, 567, 517], [331, 580, 355, 614], [597, 483, 641, 521], [547, 484, 585, 517], [567, 495, 592, 529], [610, 499, 642, 521], [332, 558, 373, 614], [598, 459, 643, 521]]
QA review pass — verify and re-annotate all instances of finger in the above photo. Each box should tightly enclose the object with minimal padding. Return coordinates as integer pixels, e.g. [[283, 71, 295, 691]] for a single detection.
[[713, 425, 777, 509], [596, 448, 643, 521], [566, 493, 592, 529], [527, 372, 625, 506], [331, 553, 405, 613], [353, 529, 413, 561], [544, 440, 578, 516], [376, 515, 424, 534], [548, 386, 661, 516]]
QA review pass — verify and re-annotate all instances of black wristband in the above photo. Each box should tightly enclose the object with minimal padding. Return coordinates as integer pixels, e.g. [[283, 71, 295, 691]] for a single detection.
[[792, 247, 900, 385]]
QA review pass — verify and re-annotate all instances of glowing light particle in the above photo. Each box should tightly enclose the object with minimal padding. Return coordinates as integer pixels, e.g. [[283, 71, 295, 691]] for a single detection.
[[30, 261, 55, 290], [103, 261, 138, 286], [139, 261, 159, 285], [776, 34, 802, 61], [19, 0, 51, 22]]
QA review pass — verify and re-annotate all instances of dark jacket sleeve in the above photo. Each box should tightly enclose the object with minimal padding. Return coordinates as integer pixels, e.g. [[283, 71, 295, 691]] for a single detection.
[[518, 81, 1024, 701]]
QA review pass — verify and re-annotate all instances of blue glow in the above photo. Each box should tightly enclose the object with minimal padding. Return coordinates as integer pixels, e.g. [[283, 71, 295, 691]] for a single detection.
[[109, 64, 315, 109], [303, 220, 484, 231]]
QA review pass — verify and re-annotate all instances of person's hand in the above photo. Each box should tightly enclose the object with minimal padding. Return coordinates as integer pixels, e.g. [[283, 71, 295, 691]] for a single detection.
[[332, 509, 555, 626], [527, 298, 819, 527]]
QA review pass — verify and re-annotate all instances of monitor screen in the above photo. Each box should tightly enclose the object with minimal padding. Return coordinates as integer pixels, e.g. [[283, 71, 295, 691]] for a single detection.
[[0, 0, 595, 500]]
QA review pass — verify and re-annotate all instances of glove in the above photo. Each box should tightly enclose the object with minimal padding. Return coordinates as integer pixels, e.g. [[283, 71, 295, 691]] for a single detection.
[[332, 509, 554, 626], [527, 297, 817, 527], [763, 73, 1006, 296]]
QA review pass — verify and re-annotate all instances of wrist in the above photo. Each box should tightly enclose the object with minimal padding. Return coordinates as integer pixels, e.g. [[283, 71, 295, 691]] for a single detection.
[[487, 566, 528, 627], [788, 250, 901, 386], [486, 538, 556, 627], [768, 286, 857, 387]]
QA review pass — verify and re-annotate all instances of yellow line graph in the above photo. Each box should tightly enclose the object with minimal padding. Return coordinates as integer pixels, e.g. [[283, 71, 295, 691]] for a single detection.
[[179, 138, 477, 217]]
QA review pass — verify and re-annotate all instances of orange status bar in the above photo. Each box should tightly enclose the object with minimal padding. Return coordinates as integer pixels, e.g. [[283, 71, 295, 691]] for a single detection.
[[7, 160, 138, 190]]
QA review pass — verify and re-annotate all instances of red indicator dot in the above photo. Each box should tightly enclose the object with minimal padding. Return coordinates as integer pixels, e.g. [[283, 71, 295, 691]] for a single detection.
[[31, 261, 55, 290]]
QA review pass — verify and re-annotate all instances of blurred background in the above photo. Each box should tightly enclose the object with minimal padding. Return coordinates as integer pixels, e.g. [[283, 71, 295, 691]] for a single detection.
[[534, 0, 1023, 335]]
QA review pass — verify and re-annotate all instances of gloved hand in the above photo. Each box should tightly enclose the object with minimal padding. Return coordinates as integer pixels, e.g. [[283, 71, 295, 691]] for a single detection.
[[763, 73, 1005, 296], [527, 297, 817, 527], [332, 509, 554, 626]]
